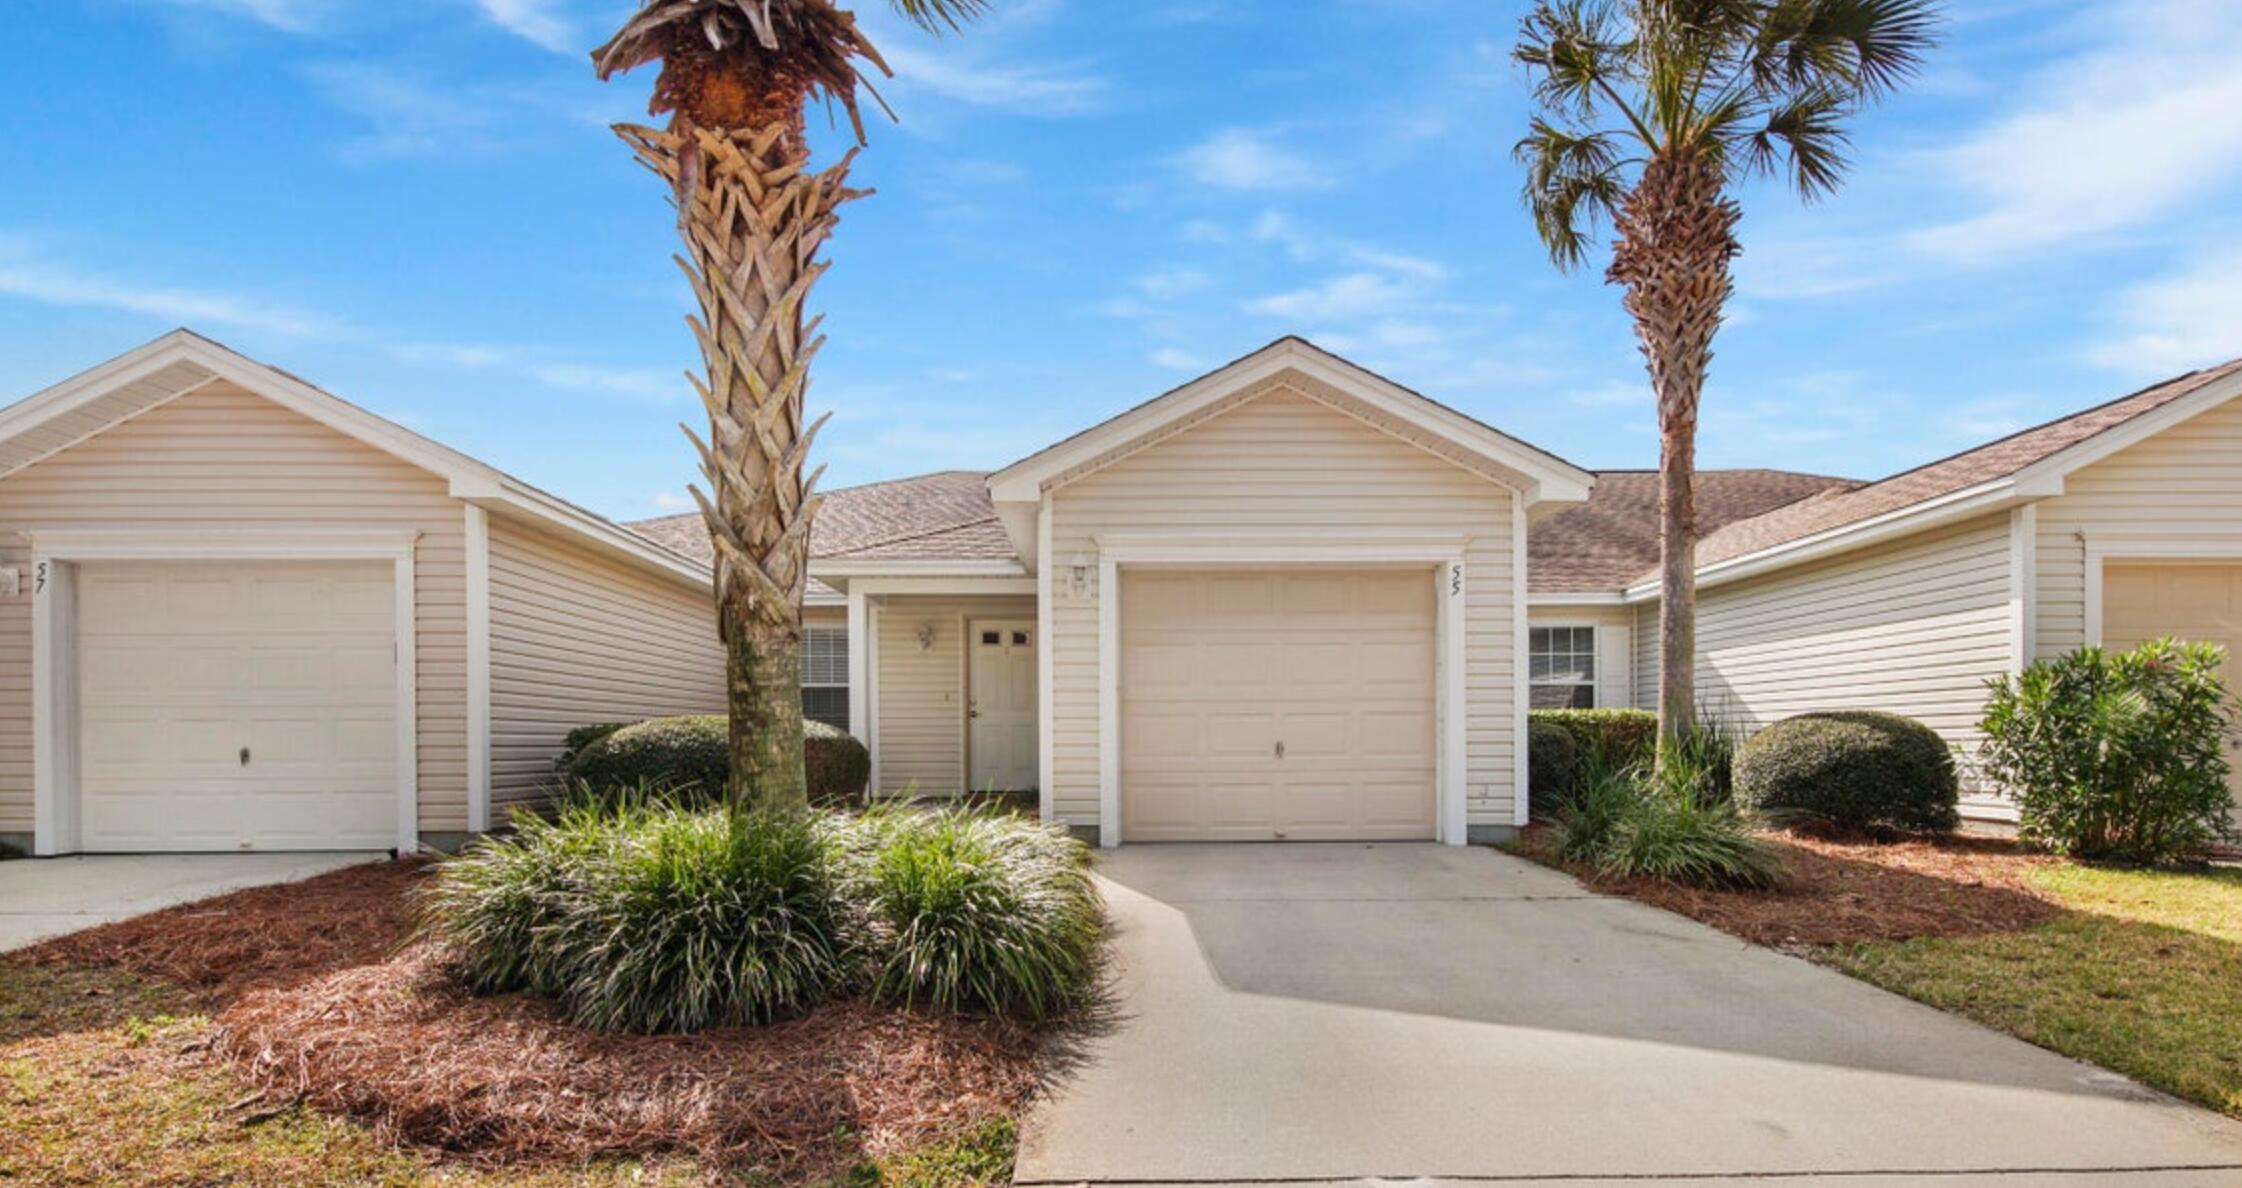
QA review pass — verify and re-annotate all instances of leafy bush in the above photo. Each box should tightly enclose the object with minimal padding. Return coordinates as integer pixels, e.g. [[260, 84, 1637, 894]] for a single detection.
[[423, 801, 1104, 1033], [1551, 744, 1783, 889], [421, 805, 858, 1033], [1980, 640, 2238, 864], [1532, 708, 1658, 772], [847, 805, 1102, 1020], [560, 722, 629, 763], [805, 722, 871, 806], [565, 716, 870, 808], [1527, 720, 1581, 820], [568, 716, 728, 806], [1735, 710, 1960, 834]]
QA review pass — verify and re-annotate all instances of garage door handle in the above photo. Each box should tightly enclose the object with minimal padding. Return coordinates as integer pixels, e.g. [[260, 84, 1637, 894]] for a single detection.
[[1275, 741, 1285, 759], [240, 747, 250, 766]]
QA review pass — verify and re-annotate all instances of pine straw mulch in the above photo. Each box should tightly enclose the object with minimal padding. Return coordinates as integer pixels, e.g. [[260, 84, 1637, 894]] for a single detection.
[[1515, 828, 2067, 948], [9, 856, 1049, 1178]]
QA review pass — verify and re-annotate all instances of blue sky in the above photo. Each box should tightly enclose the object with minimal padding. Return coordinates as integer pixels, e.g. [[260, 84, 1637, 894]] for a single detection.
[[2, 0, 2239, 521]]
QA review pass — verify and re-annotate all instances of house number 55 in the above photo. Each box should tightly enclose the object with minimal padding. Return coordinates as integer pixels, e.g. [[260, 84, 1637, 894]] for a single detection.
[[1450, 564, 1463, 596]]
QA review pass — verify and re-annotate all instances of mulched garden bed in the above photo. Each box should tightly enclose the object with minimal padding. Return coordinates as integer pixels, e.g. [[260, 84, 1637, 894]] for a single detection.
[[11, 857, 1047, 1178], [1513, 827, 2065, 947]]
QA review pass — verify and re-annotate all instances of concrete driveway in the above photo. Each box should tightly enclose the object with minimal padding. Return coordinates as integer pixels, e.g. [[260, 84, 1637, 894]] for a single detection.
[[1016, 844, 2242, 1186], [0, 852, 382, 952]]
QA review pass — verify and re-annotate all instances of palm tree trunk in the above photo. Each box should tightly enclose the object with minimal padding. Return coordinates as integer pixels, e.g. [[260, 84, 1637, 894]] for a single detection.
[[1608, 152, 1739, 750], [619, 121, 862, 809]]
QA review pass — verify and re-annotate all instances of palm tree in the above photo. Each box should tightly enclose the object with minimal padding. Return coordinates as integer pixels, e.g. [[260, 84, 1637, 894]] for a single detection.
[[1512, 0, 1937, 747], [594, 0, 986, 807]]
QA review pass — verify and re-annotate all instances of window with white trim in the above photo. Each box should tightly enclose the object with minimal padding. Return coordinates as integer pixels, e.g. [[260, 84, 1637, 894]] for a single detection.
[[1530, 626, 1596, 709], [802, 626, 849, 731]]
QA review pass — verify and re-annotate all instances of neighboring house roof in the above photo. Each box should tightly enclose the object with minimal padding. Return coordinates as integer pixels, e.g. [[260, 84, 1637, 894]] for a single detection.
[[0, 330, 712, 589], [1645, 357, 2242, 590], [627, 470, 1013, 603], [1532, 469, 1859, 594]]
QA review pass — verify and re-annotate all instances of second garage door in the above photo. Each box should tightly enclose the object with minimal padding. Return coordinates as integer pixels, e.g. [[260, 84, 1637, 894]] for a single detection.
[[1120, 568, 1436, 842], [2102, 561, 2242, 831], [76, 559, 400, 852]]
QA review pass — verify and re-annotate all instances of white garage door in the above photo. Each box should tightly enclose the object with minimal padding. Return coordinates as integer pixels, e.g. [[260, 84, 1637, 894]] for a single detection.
[[2103, 562, 2242, 830], [76, 559, 399, 852], [1120, 568, 1436, 842]]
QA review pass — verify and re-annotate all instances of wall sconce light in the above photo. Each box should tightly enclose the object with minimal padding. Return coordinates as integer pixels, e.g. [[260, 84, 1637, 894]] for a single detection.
[[1068, 550, 1093, 599], [915, 622, 937, 651]]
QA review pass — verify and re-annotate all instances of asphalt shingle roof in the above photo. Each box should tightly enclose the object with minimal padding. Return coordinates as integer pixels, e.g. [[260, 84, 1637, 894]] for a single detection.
[[622, 358, 2242, 598]]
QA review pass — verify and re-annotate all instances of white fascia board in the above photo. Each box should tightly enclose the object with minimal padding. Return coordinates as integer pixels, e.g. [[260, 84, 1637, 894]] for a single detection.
[[844, 575, 1038, 597], [988, 339, 1594, 505], [809, 559, 1028, 596], [1529, 591, 1629, 607], [2007, 365, 2242, 493], [470, 481, 712, 591], [0, 329, 209, 445], [1621, 477, 2032, 603]]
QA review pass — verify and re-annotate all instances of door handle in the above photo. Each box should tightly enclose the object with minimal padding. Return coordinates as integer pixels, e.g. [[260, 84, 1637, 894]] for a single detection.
[[240, 747, 251, 766], [1275, 740, 1285, 759]]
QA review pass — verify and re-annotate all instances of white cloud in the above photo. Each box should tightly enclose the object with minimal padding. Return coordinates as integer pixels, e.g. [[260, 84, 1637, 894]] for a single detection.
[[531, 363, 683, 403], [2088, 242, 2242, 377], [1567, 380, 1648, 409], [0, 256, 351, 340], [1904, 0, 2242, 263], [143, 0, 329, 33], [302, 63, 490, 161], [649, 491, 694, 512], [879, 45, 1106, 114], [1251, 212, 1448, 279], [1134, 267, 1212, 301], [1246, 272, 1410, 321], [1150, 347, 1207, 371], [1176, 129, 1330, 192], [473, 0, 575, 53]]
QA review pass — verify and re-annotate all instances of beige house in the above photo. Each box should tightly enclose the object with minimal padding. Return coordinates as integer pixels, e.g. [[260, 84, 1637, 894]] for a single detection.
[[0, 331, 725, 856], [641, 339, 2242, 839], [9, 332, 2241, 855]]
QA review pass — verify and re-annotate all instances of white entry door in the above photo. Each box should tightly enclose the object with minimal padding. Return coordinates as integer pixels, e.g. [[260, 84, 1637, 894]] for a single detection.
[[968, 619, 1038, 792], [75, 559, 400, 852]]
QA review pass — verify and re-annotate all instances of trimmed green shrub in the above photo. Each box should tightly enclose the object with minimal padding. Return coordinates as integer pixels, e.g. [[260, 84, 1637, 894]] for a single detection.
[[1532, 708, 1658, 772], [565, 716, 870, 808], [1527, 719, 1581, 820], [805, 722, 871, 806], [561, 722, 629, 761], [1735, 711, 1960, 834], [1980, 640, 2238, 864], [846, 805, 1101, 1020]]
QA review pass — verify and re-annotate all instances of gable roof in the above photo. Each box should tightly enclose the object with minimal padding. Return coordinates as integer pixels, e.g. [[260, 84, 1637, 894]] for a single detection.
[[0, 330, 711, 589], [1639, 356, 2242, 592], [1533, 469, 1857, 594], [984, 337, 1595, 565]]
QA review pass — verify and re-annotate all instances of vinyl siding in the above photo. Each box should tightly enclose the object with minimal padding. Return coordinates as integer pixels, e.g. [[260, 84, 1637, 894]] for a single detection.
[[1631, 602, 1658, 710], [0, 382, 470, 835], [870, 595, 1036, 796], [2035, 394, 2242, 655], [1526, 605, 1633, 710], [1632, 513, 2015, 804], [486, 516, 724, 811], [1046, 384, 1521, 832]]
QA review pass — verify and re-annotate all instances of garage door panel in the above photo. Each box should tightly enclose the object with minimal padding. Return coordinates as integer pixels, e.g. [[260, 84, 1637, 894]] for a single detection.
[[1121, 568, 1436, 842], [2103, 562, 2242, 833], [76, 559, 398, 853]]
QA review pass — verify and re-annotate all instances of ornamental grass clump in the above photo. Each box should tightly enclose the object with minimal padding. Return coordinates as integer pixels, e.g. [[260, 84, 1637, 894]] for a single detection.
[[849, 804, 1102, 1021], [1552, 743, 1783, 890]]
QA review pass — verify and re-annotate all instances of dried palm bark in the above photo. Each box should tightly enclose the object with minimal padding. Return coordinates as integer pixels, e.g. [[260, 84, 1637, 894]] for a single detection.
[[617, 121, 862, 806], [1608, 152, 1740, 738]]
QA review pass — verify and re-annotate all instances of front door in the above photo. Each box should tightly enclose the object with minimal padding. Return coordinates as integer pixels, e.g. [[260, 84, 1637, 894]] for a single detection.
[[968, 620, 1038, 792]]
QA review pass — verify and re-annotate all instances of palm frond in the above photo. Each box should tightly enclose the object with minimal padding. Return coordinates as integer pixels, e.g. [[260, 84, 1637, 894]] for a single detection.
[[889, 0, 989, 34], [1751, 0, 1940, 98], [1514, 118, 1627, 270], [1515, 0, 1642, 125], [1739, 86, 1853, 198]]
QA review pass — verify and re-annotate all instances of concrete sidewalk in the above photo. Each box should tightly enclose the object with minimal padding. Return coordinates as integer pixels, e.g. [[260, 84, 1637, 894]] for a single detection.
[[1015, 844, 2242, 1185], [0, 852, 382, 952]]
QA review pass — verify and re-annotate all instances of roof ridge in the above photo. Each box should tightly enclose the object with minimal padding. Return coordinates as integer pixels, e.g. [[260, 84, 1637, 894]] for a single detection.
[[825, 514, 1003, 558]]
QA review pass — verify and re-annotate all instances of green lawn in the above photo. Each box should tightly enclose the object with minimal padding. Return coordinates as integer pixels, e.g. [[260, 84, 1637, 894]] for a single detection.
[[0, 962, 1017, 1187], [1824, 864, 2242, 1118]]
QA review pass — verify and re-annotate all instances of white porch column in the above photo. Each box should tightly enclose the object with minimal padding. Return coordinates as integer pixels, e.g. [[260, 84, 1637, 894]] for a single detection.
[[847, 584, 871, 756]]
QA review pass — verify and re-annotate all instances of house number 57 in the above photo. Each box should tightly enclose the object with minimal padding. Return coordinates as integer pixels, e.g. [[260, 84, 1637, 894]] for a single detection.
[[34, 561, 46, 594], [1450, 564, 1463, 596]]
